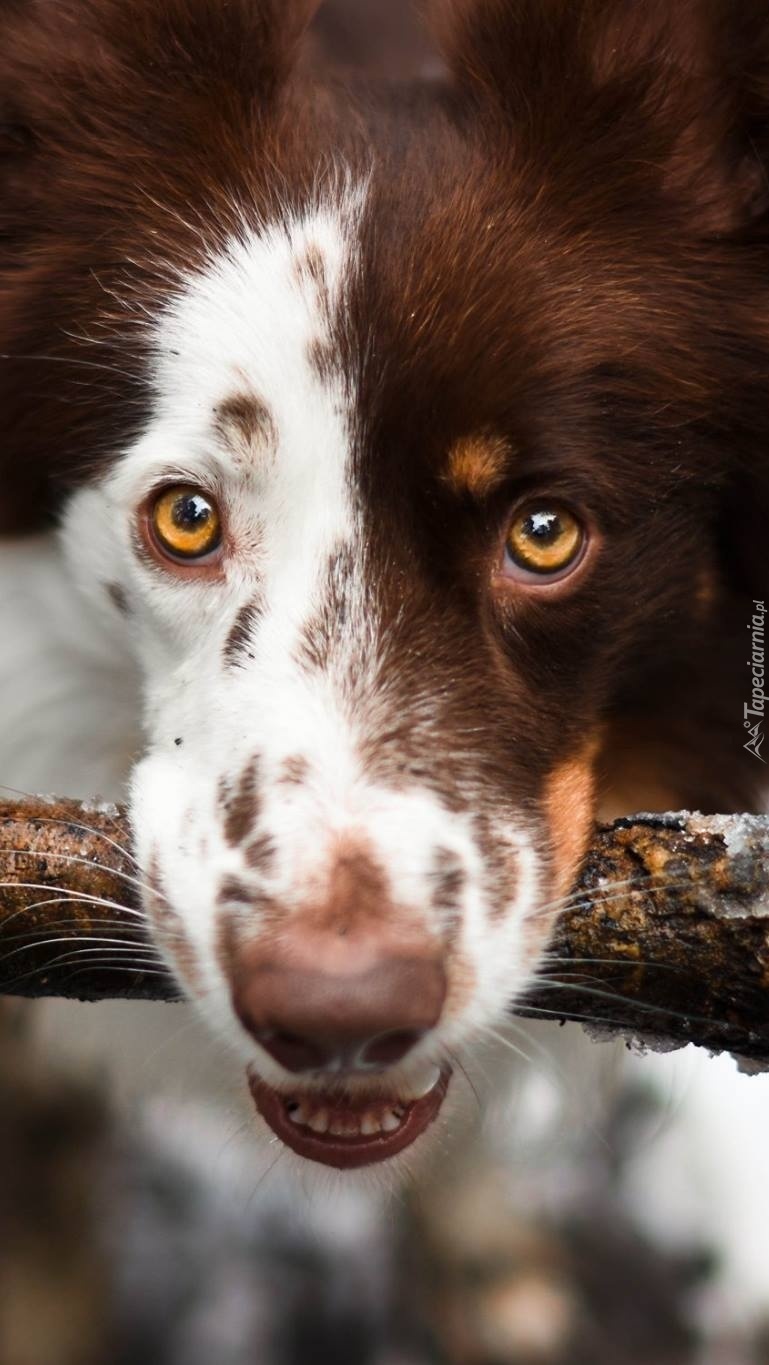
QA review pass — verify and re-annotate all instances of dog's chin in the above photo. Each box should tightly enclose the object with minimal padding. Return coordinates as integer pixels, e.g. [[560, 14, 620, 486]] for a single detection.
[[247, 1062, 452, 1170]]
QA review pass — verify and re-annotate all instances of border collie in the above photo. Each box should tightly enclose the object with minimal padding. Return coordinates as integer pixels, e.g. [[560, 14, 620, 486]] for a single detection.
[[1, 1, 768, 1300]]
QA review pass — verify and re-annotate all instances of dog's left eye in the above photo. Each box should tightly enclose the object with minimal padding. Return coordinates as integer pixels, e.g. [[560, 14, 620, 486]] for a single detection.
[[503, 503, 585, 581], [150, 486, 222, 561]]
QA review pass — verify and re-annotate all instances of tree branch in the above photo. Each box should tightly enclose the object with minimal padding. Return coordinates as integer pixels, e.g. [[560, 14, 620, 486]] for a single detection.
[[1, 799, 768, 1065]]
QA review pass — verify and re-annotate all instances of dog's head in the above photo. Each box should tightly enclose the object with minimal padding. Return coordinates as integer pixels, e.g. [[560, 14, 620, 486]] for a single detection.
[[2, 0, 768, 1170]]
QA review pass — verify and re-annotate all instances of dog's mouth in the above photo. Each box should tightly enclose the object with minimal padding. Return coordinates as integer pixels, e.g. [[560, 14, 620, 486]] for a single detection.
[[248, 1064, 451, 1169]]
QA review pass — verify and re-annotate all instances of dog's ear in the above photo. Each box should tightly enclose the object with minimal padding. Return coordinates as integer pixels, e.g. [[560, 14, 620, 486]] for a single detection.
[[82, 0, 321, 115], [0, 0, 319, 534], [435, 0, 769, 236], [0, 0, 319, 180]]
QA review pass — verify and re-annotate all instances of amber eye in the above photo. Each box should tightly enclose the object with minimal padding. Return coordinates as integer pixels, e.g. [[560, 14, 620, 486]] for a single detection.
[[150, 486, 222, 561], [504, 504, 585, 580]]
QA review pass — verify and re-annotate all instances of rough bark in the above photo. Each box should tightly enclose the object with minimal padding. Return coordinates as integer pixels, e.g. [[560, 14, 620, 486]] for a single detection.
[[519, 812, 769, 1069], [0, 799, 174, 1004], [1, 800, 768, 1065]]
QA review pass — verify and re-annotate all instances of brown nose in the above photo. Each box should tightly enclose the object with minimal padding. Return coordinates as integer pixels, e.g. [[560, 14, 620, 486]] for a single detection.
[[232, 931, 446, 1075]]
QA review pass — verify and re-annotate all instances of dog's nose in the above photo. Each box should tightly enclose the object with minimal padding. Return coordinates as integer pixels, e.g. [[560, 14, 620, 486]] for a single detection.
[[232, 935, 446, 1074]]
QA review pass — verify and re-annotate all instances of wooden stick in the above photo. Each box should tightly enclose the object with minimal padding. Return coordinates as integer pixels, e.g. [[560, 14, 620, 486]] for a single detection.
[[0, 799, 178, 1003], [1, 799, 768, 1065], [520, 812, 769, 1069]]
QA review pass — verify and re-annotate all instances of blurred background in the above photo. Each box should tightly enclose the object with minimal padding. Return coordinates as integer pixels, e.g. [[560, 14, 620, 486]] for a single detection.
[[3, 995, 768, 1365]]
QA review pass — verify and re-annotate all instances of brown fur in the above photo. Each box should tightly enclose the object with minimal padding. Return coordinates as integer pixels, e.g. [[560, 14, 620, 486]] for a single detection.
[[214, 394, 277, 459], [305, 839, 392, 937], [279, 755, 310, 786], [224, 598, 263, 667], [220, 760, 262, 846]]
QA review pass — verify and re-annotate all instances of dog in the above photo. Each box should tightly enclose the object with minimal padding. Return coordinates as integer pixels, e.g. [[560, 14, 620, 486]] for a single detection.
[[2, 0, 769, 1345]]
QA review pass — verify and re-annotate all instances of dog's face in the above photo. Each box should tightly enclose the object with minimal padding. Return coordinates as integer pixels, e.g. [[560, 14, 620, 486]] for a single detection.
[[3, 0, 769, 1171]]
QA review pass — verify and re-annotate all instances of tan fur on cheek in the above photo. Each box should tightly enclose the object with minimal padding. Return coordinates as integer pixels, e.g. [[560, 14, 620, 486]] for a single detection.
[[542, 744, 599, 903]]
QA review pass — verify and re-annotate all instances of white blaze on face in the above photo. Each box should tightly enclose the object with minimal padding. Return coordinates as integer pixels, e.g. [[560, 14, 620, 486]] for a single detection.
[[58, 191, 544, 1078]]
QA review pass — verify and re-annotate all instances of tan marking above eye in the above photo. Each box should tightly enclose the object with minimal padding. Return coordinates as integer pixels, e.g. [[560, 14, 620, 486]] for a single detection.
[[151, 486, 222, 560], [505, 504, 584, 578], [446, 434, 510, 498]]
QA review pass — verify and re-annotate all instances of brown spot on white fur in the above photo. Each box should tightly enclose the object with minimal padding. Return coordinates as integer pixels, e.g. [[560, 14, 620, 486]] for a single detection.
[[307, 334, 337, 384], [244, 831, 277, 873], [106, 581, 129, 614], [215, 907, 238, 983], [218, 875, 254, 906], [431, 847, 466, 946], [445, 434, 511, 499], [308, 838, 391, 937], [279, 754, 309, 785], [224, 597, 263, 667], [215, 393, 277, 457], [220, 760, 261, 847], [294, 244, 332, 322], [295, 242, 341, 383]]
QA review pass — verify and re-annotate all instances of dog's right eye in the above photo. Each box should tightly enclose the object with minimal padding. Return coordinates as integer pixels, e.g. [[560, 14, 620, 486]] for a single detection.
[[149, 486, 222, 562]]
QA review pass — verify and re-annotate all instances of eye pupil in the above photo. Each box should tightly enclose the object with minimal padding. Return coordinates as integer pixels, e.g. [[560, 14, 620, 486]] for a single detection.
[[523, 511, 563, 545], [173, 493, 213, 532]]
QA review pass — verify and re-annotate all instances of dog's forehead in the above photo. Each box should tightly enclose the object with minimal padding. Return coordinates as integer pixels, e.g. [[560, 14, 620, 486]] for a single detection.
[[148, 178, 524, 498], [153, 196, 360, 458]]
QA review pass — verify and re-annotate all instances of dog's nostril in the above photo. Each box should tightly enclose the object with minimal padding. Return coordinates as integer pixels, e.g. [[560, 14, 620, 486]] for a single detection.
[[255, 1026, 423, 1075], [234, 938, 446, 1076], [362, 1029, 423, 1068], [256, 1029, 325, 1074]]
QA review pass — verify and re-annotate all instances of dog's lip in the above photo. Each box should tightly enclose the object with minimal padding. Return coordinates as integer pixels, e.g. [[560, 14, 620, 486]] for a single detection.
[[247, 1065, 452, 1169]]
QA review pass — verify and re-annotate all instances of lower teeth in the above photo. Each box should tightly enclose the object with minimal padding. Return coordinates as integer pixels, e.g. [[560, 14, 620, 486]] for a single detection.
[[286, 1102, 406, 1138]]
